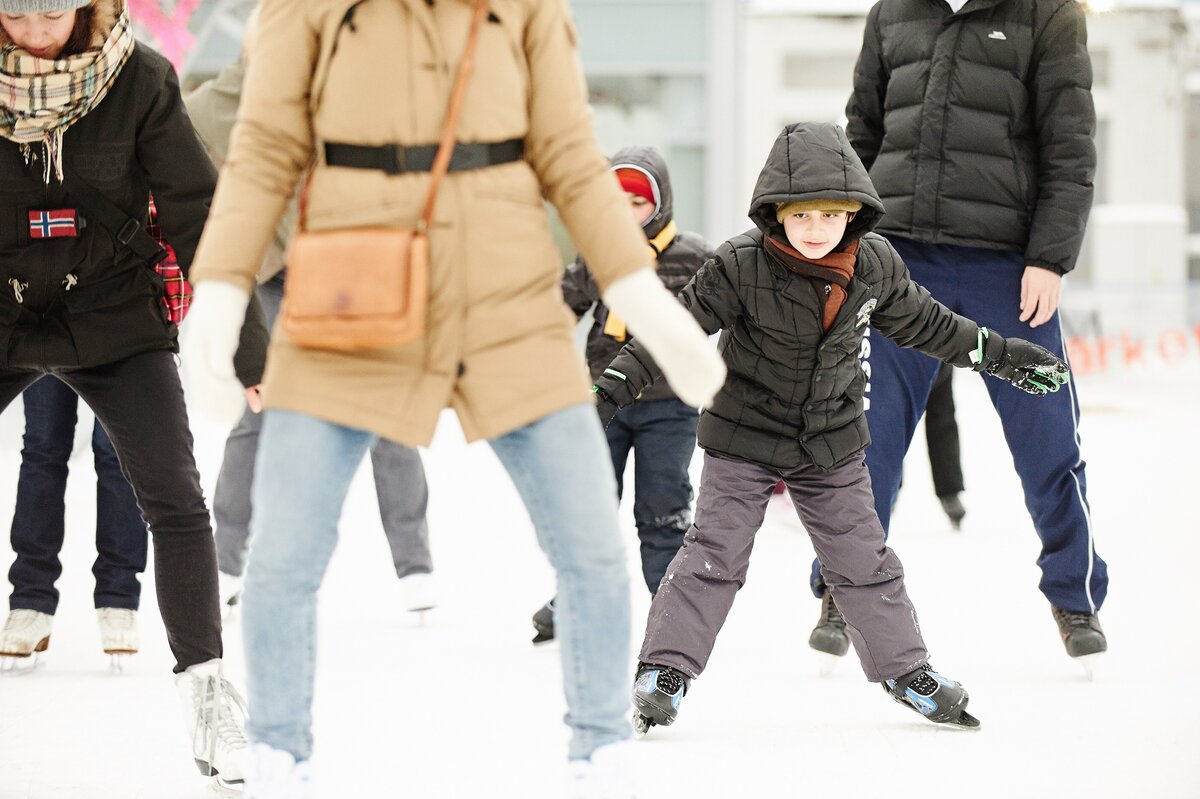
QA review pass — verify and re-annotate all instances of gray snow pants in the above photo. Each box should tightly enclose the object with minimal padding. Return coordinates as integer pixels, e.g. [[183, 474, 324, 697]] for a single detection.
[[212, 274, 433, 579], [639, 451, 928, 683]]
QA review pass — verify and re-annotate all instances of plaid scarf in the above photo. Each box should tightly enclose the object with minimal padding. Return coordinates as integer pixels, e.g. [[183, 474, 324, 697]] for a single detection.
[[0, 5, 135, 183]]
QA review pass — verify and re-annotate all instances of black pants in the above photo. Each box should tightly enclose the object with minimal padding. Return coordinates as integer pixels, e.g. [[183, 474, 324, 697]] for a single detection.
[[1, 350, 221, 672], [924, 362, 964, 499], [605, 398, 698, 594]]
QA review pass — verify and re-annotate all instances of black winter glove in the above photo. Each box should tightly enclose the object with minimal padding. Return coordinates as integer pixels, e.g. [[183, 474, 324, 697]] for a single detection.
[[969, 327, 1069, 397], [593, 386, 620, 430]]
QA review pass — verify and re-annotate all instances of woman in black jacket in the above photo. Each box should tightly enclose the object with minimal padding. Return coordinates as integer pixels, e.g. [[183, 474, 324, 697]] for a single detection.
[[0, 0, 260, 790]]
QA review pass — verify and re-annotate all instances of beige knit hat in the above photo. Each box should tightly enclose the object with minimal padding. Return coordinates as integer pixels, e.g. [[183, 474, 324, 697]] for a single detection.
[[775, 199, 862, 222], [0, 0, 91, 12]]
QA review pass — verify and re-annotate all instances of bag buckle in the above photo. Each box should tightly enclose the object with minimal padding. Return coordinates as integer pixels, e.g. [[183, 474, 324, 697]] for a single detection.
[[116, 218, 141, 245]]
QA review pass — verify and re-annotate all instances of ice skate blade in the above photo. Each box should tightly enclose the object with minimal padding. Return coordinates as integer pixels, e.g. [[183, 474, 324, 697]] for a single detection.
[[108, 652, 136, 672], [1074, 652, 1103, 681], [1, 648, 46, 674], [531, 631, 556, 646], [815, 652, 840, 677], [208, 773, 245, 797], [942, 709, 981, 729], [633, 712, 656, 736]]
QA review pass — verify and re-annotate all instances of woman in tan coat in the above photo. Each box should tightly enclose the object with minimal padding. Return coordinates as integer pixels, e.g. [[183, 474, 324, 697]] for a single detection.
[[182, 0, 724, 796]]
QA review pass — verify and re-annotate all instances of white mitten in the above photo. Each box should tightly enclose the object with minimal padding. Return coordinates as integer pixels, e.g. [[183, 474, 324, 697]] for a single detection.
[[602, 268, 726, 408], [180, 281, 252, 427]]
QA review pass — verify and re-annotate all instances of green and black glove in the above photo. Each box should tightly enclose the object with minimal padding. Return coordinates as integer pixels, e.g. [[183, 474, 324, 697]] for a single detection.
[[593, 386, 620, 429], [969, 327, 1069, 397]]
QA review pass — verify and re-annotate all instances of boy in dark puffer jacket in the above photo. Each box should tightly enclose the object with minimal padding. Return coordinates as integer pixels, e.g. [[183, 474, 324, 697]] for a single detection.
[[593, 123, 1070, 733], [530, 146, 711, 644]]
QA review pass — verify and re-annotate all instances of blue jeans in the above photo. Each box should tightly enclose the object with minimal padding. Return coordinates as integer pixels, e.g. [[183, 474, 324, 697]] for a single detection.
[[243, 404, 631, 761], [8, 375, 147, 614]]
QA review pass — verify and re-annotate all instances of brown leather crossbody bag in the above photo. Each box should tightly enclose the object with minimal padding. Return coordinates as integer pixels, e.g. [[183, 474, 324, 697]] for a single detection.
[[282, 0, 487, 351]]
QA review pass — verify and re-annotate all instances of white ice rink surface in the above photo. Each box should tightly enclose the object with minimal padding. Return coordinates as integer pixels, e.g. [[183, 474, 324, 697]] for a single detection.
[[0, 364, 1197, 799]]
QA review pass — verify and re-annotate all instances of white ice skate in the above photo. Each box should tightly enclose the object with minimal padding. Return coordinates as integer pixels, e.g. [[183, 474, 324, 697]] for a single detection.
[[177, 659, 249, 793], [218, 572, 244, 621], [244, 743, 313, 799], [0, 609, 52, 673], [397, 572, 436, 620], [566, 741, 637, 799], [97, 608, 138, 671]]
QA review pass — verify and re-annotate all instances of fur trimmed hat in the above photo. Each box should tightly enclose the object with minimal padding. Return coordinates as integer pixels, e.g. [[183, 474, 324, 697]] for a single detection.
[[0, 0, 91, 11], [775, 199, 863, 223]]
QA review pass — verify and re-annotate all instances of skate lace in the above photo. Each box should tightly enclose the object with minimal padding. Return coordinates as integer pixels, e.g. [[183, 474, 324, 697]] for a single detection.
[[656, 667, 685, 695], [3, 609, 46, 634], [822, 594, 845, 627], [907, 670, 939, 695], [1054, 608, 1098, 632], [192, 674, 249, 766]]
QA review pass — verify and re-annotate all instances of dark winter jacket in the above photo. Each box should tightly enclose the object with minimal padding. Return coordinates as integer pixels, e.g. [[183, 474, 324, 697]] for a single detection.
[[847, 0, 1096, 274], [0, 43, 267, 384], [595, 123, 982, 470], [561, 146, 712, 403]]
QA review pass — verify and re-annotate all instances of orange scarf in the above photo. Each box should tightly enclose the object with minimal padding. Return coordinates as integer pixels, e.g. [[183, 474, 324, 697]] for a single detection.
[[765, 237, 858, 331]]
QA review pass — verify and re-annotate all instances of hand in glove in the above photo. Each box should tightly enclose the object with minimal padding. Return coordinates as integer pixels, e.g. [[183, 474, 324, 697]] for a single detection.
[[601, 268, 726, 408], [970, 327, 1069, 396], [181, 281, 253, 425], [593, 386, 619, 430]]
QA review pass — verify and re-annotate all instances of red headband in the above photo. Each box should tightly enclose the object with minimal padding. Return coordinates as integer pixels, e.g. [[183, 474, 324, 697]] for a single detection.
[[615, 168, 656, 207]]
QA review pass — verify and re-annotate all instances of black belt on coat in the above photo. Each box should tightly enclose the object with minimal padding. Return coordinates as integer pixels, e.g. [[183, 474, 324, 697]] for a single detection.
[[323, 138, 524, 175]]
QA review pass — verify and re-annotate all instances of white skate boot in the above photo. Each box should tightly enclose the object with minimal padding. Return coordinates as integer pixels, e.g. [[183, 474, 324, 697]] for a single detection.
[[218, 572, 244, 621], [0, 609, 52, 673], [176, 659, 249, 793], [397, 572, 436, 617], [566, 740, 637, 799], [245, 743, 313, 799], [97, 608, 138, 670]]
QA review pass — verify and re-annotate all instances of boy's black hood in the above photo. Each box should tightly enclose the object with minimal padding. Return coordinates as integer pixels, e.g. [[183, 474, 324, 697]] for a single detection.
[[610, 144, 673, 239], [749, 122, 885, 248]]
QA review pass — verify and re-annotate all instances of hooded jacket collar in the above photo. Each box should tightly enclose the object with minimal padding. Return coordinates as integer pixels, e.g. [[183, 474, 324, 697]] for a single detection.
[[610, 144, 675, 240], [749, 122, 885, 253]]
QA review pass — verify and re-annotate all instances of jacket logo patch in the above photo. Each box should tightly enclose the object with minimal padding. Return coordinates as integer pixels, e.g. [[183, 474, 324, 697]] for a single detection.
[[988, 30, 1007, 40], [855, 298, 877, 328]]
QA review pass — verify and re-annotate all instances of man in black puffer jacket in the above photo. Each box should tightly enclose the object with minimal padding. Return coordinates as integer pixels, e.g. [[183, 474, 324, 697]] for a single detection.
[[593, 123, 1069, 733], [529, 146, 712, 644], [808, 0, 1108, 667]]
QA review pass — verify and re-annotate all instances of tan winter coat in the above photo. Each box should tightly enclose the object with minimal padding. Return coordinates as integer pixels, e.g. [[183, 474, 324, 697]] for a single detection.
[[190, 0, 650, 445]]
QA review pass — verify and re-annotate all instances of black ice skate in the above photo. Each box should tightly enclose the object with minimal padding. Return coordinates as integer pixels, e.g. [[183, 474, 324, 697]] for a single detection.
[[939, 494, 966, 530], [809, 592, 849, 675], [885, 664, 980, 729], [1052, 607, 1106, 678], [632, 663, 690, 734], [531, 598, 555, 645]]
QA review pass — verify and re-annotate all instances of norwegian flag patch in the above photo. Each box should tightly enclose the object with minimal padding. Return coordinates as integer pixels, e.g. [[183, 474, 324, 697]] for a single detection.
[[29, 209, 79, 239]]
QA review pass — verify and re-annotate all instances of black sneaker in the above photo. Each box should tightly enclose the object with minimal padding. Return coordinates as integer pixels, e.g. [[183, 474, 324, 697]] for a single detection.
[[808, 591, 850, 657], [939, 494, 966, 530], [1051, 607, 1107, 657], [885, 664, 979, 728], [530, 598, 555, 645]]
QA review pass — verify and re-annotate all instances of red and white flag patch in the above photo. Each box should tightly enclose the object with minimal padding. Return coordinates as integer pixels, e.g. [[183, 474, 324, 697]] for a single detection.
[[28, 209, 79, 239]]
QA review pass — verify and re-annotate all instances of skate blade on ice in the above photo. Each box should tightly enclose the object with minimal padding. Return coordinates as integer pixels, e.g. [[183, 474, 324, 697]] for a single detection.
[[208, 775, 245, 797], [1074, 652, 1103, 681], [942, 709, 981, 730], [815, 651, 840, 677], [0, 651, 45, 674], [1, 636, 49, 674], [632, 711, 657, 736], [107, 651, 136, 672]]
